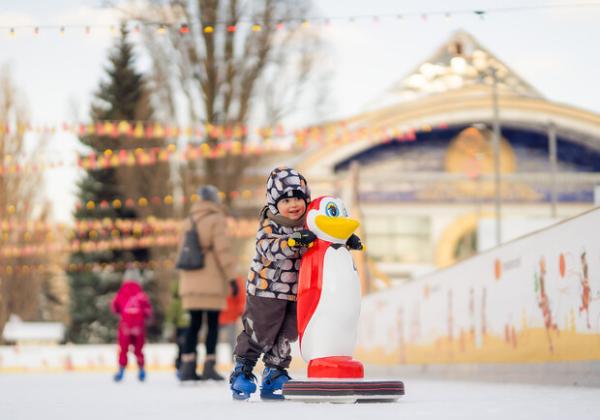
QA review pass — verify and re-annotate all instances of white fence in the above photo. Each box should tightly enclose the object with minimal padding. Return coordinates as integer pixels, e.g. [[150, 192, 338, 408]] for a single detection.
[[0, 343, 233, 372], [357, 208, 600, 365]]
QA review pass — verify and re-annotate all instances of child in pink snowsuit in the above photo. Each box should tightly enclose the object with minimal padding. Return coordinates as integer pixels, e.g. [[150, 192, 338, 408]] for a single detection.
[[111, 268, 153, 382]]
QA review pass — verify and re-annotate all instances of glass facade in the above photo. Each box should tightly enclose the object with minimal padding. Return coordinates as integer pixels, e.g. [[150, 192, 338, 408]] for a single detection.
[[363, 214, 431, 263]]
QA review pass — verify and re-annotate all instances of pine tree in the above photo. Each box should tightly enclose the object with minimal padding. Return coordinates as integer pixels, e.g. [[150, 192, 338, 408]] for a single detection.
[[68, 24, 173, 343]]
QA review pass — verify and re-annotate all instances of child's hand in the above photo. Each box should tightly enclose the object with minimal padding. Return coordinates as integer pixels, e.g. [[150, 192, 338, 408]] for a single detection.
[[346, 234, 365, 251], [288, 230, 316, 247]]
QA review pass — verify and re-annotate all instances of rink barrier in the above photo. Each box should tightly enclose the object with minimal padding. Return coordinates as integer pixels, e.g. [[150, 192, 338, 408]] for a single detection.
[[0, 343, 234, 373], [356, 207, 600, 386], [364, 361, 600, 387]]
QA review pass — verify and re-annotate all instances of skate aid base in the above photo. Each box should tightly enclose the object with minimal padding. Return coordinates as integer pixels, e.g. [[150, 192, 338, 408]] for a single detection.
[[283, 356, 404, 403]]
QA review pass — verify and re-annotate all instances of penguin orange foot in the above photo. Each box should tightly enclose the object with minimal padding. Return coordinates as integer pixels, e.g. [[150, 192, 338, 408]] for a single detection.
[[307, 356, 364, 379]]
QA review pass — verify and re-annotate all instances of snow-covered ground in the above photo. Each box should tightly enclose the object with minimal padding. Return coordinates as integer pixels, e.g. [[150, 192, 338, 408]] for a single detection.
[[1, 372, 599, 420]]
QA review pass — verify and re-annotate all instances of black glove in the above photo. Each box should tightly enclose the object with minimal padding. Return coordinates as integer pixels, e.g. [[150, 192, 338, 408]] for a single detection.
[[288, 230, 317, 247], [346, 234, 364, 251], [229, 279, 239, 297]]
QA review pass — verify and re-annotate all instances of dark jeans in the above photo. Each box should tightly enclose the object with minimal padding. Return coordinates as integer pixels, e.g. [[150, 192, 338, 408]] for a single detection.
[[234, 295, 298, 369], [182, 310, 220, 356]]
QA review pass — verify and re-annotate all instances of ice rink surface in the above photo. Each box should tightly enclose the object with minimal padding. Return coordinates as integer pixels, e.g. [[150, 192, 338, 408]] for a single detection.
[[1, 372, 599, 420]]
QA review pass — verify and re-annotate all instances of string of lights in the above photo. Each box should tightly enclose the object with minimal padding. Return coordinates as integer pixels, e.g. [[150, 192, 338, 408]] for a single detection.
[[1, 217, 181, 233], [0, 119, 422, 142], [0, 121, 429, 175], [0, 216, 257, 238], [0, 257, 177, 274], [2, 2, 600, 36], [0, 232, 179, 258], [0, 222, 258, 256]]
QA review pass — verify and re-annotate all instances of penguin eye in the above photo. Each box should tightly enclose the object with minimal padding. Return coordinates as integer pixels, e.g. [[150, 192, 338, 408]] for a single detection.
[[326, 202, 339, 217]]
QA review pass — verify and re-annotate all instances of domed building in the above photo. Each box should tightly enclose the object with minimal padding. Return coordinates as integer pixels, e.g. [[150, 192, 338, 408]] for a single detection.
[[283, 30, 600, 285]]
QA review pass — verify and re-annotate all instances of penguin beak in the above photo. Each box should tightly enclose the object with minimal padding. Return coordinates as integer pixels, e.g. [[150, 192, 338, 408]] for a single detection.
[[315, 215, 360, 240]]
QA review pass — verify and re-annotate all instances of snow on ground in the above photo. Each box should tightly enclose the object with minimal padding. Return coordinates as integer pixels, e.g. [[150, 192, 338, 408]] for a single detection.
[[1, 372, 599, 420]]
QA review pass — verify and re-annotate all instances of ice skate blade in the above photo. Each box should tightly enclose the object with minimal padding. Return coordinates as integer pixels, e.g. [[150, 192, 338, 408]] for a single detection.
[[232, 392, 253, 401], [260, 392, 285, 401]]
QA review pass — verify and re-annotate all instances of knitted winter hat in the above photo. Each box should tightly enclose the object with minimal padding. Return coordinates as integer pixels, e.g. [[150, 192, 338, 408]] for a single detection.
[[197, 185, 221, 204], [123, 267, 144, 284], [265, 166, 311, 215]]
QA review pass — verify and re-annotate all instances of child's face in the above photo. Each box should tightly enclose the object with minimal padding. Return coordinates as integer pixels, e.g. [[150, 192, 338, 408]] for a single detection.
[[277, 197, 306, 220]]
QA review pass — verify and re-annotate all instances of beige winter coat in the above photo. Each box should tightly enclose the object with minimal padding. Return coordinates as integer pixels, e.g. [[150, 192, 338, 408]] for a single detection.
[[178, 200, 238, 310]]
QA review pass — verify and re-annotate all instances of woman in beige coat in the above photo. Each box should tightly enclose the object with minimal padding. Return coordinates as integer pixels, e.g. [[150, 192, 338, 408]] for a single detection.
[[178, 185, 238, 381]]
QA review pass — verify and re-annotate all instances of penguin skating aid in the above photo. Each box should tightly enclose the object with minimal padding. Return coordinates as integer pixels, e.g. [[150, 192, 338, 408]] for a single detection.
[[282, 196, 404, 403]]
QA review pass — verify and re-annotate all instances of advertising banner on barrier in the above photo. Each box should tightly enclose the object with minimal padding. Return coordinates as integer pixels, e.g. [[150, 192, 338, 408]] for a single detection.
[[357, 208, 600, 364]]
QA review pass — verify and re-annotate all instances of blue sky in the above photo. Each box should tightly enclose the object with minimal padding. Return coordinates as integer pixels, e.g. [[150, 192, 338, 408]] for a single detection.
[[1, 0, 600, 221]]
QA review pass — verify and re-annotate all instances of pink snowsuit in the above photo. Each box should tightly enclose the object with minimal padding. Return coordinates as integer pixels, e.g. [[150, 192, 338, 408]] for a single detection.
[[111, 281, 153, 368]]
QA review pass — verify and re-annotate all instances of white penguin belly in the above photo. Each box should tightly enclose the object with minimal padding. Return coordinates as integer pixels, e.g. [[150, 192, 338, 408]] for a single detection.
[[300, 246, 361, 362]]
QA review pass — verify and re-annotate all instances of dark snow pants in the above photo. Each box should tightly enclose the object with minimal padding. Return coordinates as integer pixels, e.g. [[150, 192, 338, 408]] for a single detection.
[[233, 294, 297, 369]]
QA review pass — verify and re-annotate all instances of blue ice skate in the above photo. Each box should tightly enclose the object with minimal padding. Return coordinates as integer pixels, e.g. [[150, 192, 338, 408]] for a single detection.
[[230, 360, 257, 400], [260, 366, 291, 400], [138, 368, 146, 382], [113, 367, 125, 382]]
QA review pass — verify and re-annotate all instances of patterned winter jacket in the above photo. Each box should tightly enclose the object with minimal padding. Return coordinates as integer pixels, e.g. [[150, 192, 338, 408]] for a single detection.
[[247, 166, 311, 301], [246, 210, 307, 301]]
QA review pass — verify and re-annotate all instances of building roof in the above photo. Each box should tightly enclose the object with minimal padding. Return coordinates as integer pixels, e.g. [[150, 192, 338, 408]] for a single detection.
[[364, 30, 543, 112], [297, 30, 600, 179]]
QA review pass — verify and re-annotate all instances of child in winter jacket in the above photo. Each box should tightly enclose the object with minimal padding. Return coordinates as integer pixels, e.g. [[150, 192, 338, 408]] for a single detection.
[[111, 268, 153, 382], [229, 166, 317, 400]]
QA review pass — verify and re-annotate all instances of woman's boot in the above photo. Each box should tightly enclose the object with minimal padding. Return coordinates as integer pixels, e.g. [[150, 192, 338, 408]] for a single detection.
[[201, 354, 224, 381], [178, 353, 202, 381]]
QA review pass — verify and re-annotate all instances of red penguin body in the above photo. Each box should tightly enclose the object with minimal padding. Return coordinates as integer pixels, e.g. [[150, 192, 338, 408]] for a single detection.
[[297, 237, 331, 344], [297, 196, 328, 345]]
